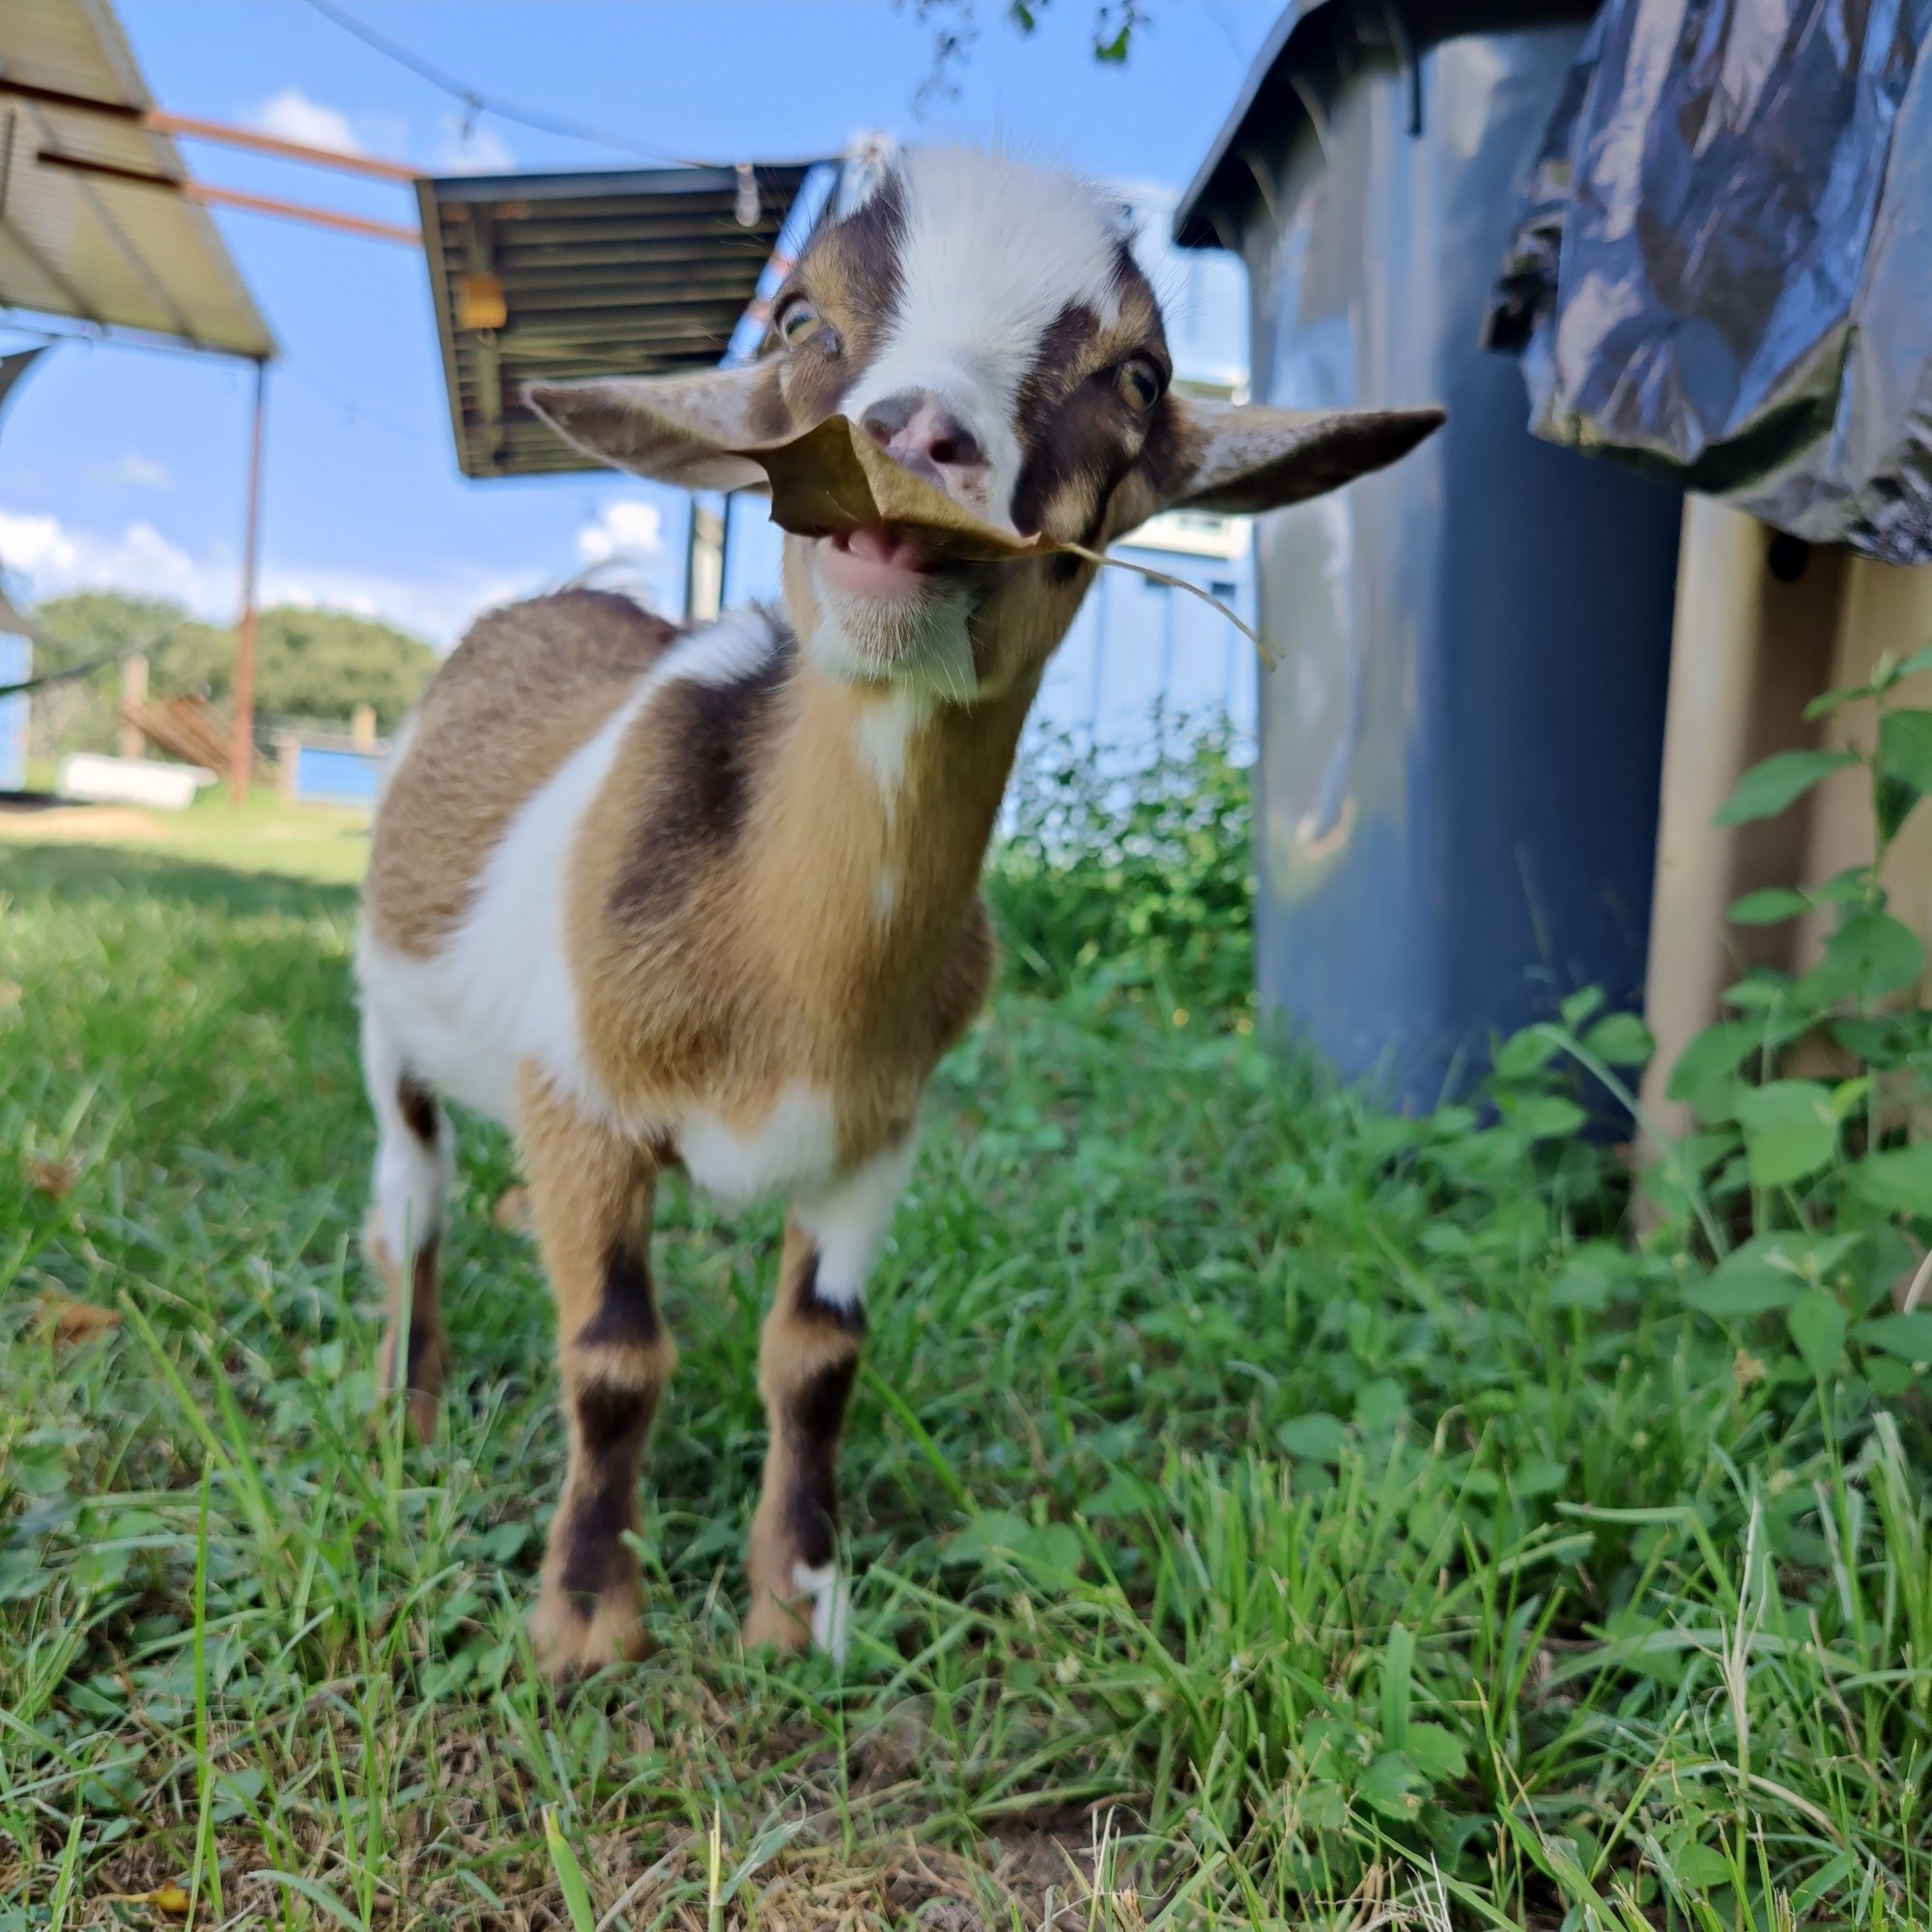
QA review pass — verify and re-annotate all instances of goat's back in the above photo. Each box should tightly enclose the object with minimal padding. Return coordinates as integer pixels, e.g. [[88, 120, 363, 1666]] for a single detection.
[[365, 590, 680, 957]]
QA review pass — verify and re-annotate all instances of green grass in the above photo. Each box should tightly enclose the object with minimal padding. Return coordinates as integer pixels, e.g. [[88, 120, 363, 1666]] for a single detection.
[[0, 784, 371, 887], [4, 803, 1932, 1928]]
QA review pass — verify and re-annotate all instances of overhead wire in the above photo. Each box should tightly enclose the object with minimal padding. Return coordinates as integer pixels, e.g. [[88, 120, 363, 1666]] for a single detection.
[[295, 0, 708, 167]]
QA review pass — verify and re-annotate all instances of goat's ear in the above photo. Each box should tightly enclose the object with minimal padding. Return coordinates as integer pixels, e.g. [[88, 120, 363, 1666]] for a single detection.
[[523, 365, 784, 492], [1153, 397, 1444, 516]]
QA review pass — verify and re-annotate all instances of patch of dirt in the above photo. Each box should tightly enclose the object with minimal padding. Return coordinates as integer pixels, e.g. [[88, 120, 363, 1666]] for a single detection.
[[0, 805, 167, 840]]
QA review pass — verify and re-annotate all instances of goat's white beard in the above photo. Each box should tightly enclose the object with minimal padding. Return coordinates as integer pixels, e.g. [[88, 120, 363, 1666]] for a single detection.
[[807, 553, 980, 706]]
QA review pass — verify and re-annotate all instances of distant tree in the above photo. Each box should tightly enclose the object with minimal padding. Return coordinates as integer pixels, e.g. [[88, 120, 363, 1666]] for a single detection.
[[22, 593, 219, 759], [21, 590, 437, 757], [901, 0, 1151, 104], [191, 607, 439, 733]]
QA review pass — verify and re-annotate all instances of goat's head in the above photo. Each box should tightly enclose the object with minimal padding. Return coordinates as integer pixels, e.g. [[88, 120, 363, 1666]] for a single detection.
[[529, 147, 1440, 702]]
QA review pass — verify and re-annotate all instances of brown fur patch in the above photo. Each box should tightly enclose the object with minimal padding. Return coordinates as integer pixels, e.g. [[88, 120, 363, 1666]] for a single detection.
[[767, 174, 908, 428], [366, 590, 680, 957], [612, 629, 795, 918]]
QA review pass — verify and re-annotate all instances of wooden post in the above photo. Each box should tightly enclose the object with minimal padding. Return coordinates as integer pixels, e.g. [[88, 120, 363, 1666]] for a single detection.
[[684, 497, 724, 625], [1638, 498, 1845, 1146], [351, 702, 377, 751], [230, 358, 269, 805], [119, 652, 147, 761]]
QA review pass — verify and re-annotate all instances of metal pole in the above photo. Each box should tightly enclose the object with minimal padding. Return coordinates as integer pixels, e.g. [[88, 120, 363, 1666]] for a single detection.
[[230, 358, 268, 806]]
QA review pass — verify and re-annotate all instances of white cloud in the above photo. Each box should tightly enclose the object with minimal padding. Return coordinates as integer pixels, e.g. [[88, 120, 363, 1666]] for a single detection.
[[439, 116, 516, 174], [575, 499, 664, 566], [0, 505, 536, 650], [0, 510, 80, 580], [253, 88, 364, 156], [92, 452, 174, 491]]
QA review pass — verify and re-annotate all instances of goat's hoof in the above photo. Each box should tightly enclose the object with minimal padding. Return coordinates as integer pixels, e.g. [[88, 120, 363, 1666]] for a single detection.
[[529, 1586, 648, 1679], [743, 1562, 847, 1660], [741, 1596, 812, 1656], [403, 1386, 440, 1442]]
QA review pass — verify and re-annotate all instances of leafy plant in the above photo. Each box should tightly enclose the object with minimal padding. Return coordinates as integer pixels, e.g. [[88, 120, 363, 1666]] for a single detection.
[[986, 721, 1256, 1021]]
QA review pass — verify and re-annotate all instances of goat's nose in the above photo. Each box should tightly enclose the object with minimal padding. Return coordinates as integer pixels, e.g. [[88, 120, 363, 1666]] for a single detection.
[[860, 389, 986, 479]]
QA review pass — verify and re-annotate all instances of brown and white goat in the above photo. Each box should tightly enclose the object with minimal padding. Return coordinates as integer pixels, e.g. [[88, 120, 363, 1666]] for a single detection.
[[356, 146, 1439, 1673]]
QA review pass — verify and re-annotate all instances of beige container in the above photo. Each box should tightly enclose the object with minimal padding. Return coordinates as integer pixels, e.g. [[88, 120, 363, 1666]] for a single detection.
[[1640, 498, 1932, 1145]]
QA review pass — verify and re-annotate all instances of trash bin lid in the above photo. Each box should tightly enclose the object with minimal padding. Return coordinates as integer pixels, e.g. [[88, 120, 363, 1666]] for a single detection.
[[1175, 0, 1599, 250]]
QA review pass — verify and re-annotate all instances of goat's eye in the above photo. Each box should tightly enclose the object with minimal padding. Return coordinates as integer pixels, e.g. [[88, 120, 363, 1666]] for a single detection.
[[1116, 355, 1163, 412], [777, 298, 821, 348]]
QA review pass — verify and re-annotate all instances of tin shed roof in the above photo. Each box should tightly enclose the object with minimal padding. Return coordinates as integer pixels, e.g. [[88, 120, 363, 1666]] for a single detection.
[[0, 0, 275, 357], [418, 160, 832, 479]]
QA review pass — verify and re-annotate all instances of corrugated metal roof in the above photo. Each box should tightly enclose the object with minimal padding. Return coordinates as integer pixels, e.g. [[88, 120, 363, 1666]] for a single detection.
[[0, 0, 275, 357], [418, 161, 832, 478]]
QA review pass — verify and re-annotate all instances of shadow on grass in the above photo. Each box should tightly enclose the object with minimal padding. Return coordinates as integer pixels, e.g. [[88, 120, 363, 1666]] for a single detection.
[[0, 840, 359, 921]]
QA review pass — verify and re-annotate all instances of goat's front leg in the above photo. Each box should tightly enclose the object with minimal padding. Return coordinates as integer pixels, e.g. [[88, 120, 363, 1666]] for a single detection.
[[746, 1143, 912, 1658], [517, 1065, 673, 1676]]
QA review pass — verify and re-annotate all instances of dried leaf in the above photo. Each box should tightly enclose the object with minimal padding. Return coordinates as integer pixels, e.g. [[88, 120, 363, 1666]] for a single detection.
[[752, 415, 1274, 660], [493, 1183, 532, 1233], [27, 1154, 77, 1199], [37, 1293, 123, 1345]]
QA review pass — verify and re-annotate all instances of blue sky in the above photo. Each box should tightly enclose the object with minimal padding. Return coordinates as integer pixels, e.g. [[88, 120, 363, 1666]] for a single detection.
[[0, 0, 1269, 648]]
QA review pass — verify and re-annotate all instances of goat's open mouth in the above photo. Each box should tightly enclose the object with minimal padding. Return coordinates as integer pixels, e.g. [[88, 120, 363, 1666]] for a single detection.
[[818, 526, 938, 602]]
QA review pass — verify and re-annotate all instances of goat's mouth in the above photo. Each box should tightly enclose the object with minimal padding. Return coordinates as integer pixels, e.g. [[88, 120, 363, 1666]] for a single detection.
[[817, 526, 940, 603]]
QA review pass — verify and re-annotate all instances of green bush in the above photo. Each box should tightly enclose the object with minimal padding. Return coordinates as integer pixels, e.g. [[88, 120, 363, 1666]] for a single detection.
[[986, 720, 1255, 1021]]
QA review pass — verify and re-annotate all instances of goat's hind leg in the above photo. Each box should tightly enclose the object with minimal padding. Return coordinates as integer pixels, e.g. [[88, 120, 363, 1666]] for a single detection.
[[517, 1065, 672, 1676], [361, 1005, 454, 1438]]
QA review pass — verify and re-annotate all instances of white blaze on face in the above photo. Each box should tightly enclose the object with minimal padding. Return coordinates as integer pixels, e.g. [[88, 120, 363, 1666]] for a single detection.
[[842, 149, 1133, 534]]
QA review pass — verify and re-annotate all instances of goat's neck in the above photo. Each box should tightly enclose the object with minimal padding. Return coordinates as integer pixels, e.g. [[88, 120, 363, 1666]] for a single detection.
[[744, 653, 1034, 980]]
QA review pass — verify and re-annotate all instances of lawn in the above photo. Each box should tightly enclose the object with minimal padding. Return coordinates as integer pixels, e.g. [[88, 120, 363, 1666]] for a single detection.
[[3, 744, 1931, 1930]]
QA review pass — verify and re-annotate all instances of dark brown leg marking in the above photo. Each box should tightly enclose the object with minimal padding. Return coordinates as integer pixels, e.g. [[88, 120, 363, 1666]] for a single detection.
[[747, 1226, 864, 1651], [554, 1381, 654, 1602], [404, 1240, 444, 1389], [378, 1072, 446, 1437], [575, 1241, 661, 1349], [398, 1072, 439, 1146], [781, 1351, 856, 1571]]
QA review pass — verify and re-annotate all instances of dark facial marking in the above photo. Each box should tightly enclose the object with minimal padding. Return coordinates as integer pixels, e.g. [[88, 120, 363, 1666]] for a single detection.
[[1009, 280, 1171, 544], [398, 1073, 438, 1145], [613, 627, 795, 917], [576, 1241, 660, 1350], [792, 1249, 867, 1336], [1133, 395, 1198, 509], [781, 1354, 857, 1569]]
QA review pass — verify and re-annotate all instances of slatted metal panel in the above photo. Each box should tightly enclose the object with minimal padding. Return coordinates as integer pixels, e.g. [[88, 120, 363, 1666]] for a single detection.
[[0, 0, 274, 356], [418, 162, 829, 479]]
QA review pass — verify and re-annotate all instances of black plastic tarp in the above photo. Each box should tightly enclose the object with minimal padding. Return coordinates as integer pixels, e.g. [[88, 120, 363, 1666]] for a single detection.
[[1487, 0, 1932, 565]]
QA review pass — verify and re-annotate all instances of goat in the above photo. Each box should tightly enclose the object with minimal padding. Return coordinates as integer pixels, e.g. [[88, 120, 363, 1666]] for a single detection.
[[355, 146, 1440, 1674]]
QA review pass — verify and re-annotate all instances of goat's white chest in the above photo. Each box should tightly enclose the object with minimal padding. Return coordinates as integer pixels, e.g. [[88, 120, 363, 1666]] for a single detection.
[[670, 1083, 838, 1208]]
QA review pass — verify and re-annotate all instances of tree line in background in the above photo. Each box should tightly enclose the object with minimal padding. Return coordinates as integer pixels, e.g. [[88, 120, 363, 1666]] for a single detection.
[[22, 590, 437, 760]]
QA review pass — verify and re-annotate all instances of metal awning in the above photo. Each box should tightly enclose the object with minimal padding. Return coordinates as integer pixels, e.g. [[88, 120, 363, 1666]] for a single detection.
[[418, 161, 832, 478], [0, 0, 275, 357]]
